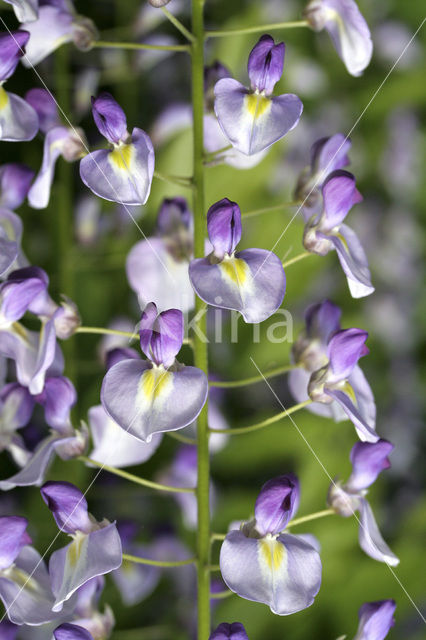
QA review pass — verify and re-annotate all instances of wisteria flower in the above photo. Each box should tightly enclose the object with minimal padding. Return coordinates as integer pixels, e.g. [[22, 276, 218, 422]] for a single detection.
[[189, 198, 286, 323], [304, 0, 373, 77], [0, 31, 38, 142], [126, 197, 196, 312], [290, 300, 377, 441], [0, 382, 34, 467], [101, 303, 208, 442], [54, 624, 94, 640], [0, 209, 27, 277], [214, 35, 303, 155], [21, 0, 98, 67], [69, 576, 114, 639], [209, 622, 249, 640], [25, 88, 87, 209], [354, 599, 396, 640], [303, 170, 374, 297], [80, 92, 155, 205], [3, 0, 38, 22], [0, 516, 67, 625], [220, 474, 322, 615], [295, 133, 351, 207], [41, 481, 122, 612], [0, 163, 34, 210], [328, 440, 399, 565]]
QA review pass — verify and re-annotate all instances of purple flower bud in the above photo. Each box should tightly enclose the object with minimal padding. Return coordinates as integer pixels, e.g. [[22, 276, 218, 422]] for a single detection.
[[0, 620, 19, 640], [327, 328, 369, 381], [254, 474, 299, 536], [320, 170, 362, 231], [53, 296, 81, 339], [204, 61, 232, 93], [156, 197, 192, 236], [347, 440, 394, 492], [0, 31, 29, 82], [139, 302, 183, 368], [355, 600, 396, 640], [248, 35, 285, 95], [148, 0, 172, 6], [0, 164, 34, 210], [0, 266, 50, 327], [91, 93, 128, 145], [41, 481, 93, 534], [207, 198, 242, 259], [25, 88, 60, 134], [54, 623, 94, 640], [35, 376, 77, 432], [0, 516, 31, 569], [209, 622, 249, 640]]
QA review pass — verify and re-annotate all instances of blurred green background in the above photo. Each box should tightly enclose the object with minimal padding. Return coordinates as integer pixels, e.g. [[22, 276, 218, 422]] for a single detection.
[[0, 0, 425, 638]]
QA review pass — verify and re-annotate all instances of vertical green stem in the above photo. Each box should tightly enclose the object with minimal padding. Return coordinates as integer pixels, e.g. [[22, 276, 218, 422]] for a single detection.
[[55, 45, 76, 384], [191, 1, 210, 637]]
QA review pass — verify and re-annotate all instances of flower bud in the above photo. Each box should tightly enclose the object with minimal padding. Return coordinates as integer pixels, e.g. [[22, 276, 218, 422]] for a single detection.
[[72, 16, 99, 52], [54, 296, 81, 339]]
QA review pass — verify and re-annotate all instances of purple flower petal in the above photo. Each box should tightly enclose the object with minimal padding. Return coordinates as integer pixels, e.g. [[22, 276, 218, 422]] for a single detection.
[[304, 0, 373, 76], [88, 404, 162, 468], [0, 433, 61, 491], [0, 516, 30, 570], [79, 127, 155, 205], [209, 622, 249, 640], [0, 269, 48, 326], [41, 481, 92, 534], [101, 359, 208, 443], [310, 133, 351, 177], [25, 88, 60, 134], [4, 0, 38, 23], [214, 78, 303, 155], [156, 196, 192, 236], [207, 198, 242, 258], [356, 599, 396, 640], [220, 530, 321, 615], [21, 5, 74, 67], [0, 90, 39, 142], [358, 498, 399, 566], [35, 376, 76, 432], [139, 302, 158, 357], [91, 93, 127, 145], [0, 382, 34, 432], [347, 439, 394, 492], [112, 542, 160, 606], [106, 346, 140, 370], [0, 164, 34, 210], [189, 248, 286, 323], [27, 126, 71, 209], [320, 170, 361, 230], [49, 522, 122, 612], [325, 388, 378, 442], [305, 299, 341, 343], [248, 35, 285, 95], [0, 620, 19, 640], [0, 209, 23, 278], [139, 304, 183, 367], [326, 223, 374, 298], [54, 623, 94, 640], [327, 328, 369, 380], [288, 367, 348, 421], [0, 31, 29, 82], [254, 474, 299, 536], [126, 237, 195, 313]]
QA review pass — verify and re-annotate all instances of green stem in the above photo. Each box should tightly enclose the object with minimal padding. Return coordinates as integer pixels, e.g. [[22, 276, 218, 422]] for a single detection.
[[122, 553, 196, 568], [282, 251, 312, 269], [167, 431, 197, 445], [210, 532, 226, 542], [161, 6, 196, 43], [153, 170, 194, 188], [205, 20, 309, 39], [92, 40, 191, 52], [203, 144, 233, 163], [286, 508, 335, 529], [209, 399, 311, 435], [210, 364, 299, 389], [74, 326, 191, 346], [210, 590, 234, 599], [242, 201, 300, 219], [78, 456, 195, 494], [191, 2, 210, 637]]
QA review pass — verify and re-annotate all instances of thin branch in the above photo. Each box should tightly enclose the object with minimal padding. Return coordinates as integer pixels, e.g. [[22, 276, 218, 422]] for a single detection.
[[123, 553, 196, 568], [286, 508, 335, 529], [210, 589, 234, 599], [79, 456, 195, 494], [160, 6, 196, 43], [242, 201, 300, 219], [210, 364, 299, 389], [74, 326, 191, 345], [92, 40, 191, 53], [282, 251, 312, 269], [209, 399, 312, 435], [205, 20, 309, 39]]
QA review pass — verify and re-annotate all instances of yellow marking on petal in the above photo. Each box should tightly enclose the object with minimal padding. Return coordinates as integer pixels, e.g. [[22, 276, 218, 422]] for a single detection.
[[68, 532, 86, 568], [260, 538, 285, 571], [109, 143, 134, 171], [245, 93, 271, 120], [342, 381, 357, 404], [219, 257, 250, 287], [140, 367, 173, 403], [0, 86, 9, 111], [335, 232, 349, 251], [1, 567, 41, 594]]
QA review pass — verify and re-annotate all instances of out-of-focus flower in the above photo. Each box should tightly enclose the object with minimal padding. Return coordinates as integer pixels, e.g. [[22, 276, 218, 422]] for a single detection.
[[2, 0, 38, 22], [41, 481, 122, 612], [304, 0, 373, 76], [214, 35, 303, 155], [80, 92, 154, 205], [101, 303, 208, 442], [295, 133, 351, 207], [353, 599, 396, 640], [289, 300, 377, 441], [25, 88, 87, 209], [0, 31, 38, 142], [21, 0, 98, 67], [0, 382, 34, 467], [0, 164, 34, 210], [209, 622, 249, 640], [189, 198, 286, 323], [71, 576, 114, 639], [220, 474, 322, 614], [303, 170, 374, 297], [0, 209, 25, 277], [328, 440, 399, 565], [126, 197, 196, 313], [148, 0, 171, 7]]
